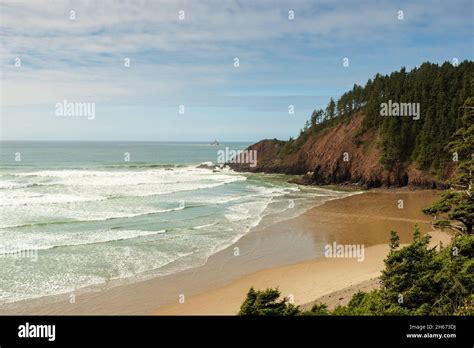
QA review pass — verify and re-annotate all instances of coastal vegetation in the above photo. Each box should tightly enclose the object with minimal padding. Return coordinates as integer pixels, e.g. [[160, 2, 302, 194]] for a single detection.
[[291, 61, 473, 178], [232, 61, 473, 188], [422, 93, 473, 235]]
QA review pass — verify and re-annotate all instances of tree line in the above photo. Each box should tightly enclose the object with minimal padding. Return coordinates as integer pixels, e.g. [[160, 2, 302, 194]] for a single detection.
[[297, 61, 473, 178]]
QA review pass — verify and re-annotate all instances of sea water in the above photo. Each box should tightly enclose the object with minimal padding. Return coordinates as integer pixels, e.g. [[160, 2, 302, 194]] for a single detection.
[[0, 141, 352, 304]]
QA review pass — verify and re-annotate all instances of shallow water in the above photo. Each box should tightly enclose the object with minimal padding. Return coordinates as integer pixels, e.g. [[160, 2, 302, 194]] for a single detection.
[[0, 141, 352, 304]]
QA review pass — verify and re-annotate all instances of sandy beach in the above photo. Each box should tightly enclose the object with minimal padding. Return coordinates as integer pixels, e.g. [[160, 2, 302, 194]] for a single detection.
[[155, 189, 451, 315], [155, 228, 449, 315], [0, 189, 449, 315]]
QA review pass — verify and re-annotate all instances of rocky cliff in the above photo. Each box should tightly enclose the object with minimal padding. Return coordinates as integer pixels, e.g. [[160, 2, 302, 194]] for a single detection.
[[230, 113, 449, 189]]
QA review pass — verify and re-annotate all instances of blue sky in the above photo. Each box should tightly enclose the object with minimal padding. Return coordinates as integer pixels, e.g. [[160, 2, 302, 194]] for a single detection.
[[1, 0, 473, 141]]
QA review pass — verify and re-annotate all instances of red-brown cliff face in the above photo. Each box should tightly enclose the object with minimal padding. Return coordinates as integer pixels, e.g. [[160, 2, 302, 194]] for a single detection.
[[230, 113, 449, 189]]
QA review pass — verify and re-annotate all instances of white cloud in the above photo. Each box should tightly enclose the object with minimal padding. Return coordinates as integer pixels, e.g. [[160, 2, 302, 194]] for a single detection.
[[0, 0, 471, 107]]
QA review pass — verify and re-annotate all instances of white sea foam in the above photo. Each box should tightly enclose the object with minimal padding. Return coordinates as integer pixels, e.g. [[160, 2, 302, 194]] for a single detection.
[[192, 222, 218, 230], [0, 181, 32, 189], [0, 205, 185, 229], [0, 246, 194, 305], [0, 165, 359, 305], [0, 168, 247, 207], [0, 229, 167, 254]]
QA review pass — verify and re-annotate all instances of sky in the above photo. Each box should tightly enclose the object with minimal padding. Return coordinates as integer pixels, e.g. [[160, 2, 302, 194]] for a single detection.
[[0, 0, 473, 141]]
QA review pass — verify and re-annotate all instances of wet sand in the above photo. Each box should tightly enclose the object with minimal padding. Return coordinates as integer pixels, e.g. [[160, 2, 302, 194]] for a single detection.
[[156, 230, 449, 315], [0, 189, 447, 315], [154, 190, 450, 315]]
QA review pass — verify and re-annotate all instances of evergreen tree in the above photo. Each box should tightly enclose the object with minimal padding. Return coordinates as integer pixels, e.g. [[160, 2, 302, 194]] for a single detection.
[[325, 98, 336, 120], [423, 94, 474, 234], [238, 287, 300, 316], [310, 109, 324, 126]]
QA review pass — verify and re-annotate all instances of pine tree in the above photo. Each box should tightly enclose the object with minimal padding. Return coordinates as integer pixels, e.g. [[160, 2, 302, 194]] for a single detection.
[[325, 98, 336, 120], [423, 94, 474, 234]]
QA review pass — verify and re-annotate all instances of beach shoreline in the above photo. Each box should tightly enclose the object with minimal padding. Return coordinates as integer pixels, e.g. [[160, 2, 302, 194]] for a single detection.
[[155, 229, 450, 315], [0, 188, 448, 315]]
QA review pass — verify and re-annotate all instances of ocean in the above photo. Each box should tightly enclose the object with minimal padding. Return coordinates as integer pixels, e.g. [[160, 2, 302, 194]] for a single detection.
[[0, 141, 352, 304]]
